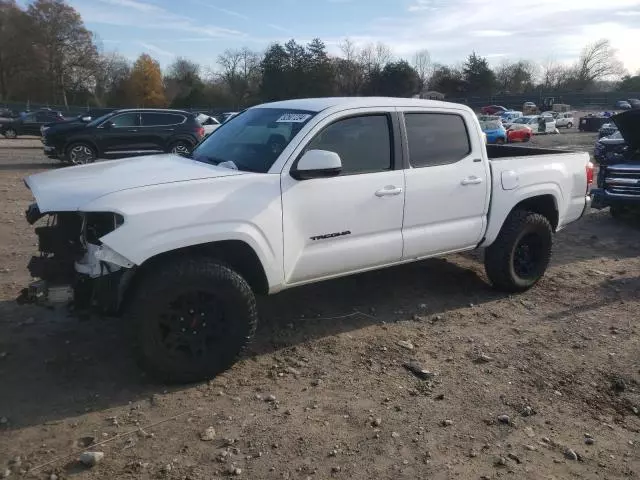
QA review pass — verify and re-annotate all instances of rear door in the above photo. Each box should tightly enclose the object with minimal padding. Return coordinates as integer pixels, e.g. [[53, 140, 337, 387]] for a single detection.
[[399, 108, 490, 259], [20, 112, 40, 135], [140, 112, 187, 151], [280, 108, 405, 285], [100, 112, 142, 152]]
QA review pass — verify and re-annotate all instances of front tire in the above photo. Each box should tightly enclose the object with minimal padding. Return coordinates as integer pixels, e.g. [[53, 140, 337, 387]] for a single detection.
[[66, 142, 96, 164], [129, 258, 258, 383], [567, 122, 573, 129], [484, 210, 553, 292]]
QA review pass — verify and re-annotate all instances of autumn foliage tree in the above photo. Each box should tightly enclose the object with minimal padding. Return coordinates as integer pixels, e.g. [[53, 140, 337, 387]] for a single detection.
[[130, 53, 166, 107]]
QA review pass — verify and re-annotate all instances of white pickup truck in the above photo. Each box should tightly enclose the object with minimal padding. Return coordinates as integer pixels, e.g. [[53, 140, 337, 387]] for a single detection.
[[20, 97, 592, 382]]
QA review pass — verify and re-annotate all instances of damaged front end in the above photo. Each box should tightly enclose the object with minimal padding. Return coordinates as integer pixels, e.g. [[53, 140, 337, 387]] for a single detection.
[[18, 204, 135, 315]]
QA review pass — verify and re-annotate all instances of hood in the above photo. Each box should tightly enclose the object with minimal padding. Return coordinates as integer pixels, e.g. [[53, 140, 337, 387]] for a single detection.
[[25, 154, 246, 212], [612, 110, 640, 151], [44, 121, 88, 135]]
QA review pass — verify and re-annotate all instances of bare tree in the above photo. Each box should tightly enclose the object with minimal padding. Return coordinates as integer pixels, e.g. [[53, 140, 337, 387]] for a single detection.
[[359, 41, 392, 74], [412, 49, 431, 90], [93, 51, 131, 106], [217, 47, 260, 108], [495, 59, 536, 93], [339, 38, 357, 63], [574, 39, 624, 88]]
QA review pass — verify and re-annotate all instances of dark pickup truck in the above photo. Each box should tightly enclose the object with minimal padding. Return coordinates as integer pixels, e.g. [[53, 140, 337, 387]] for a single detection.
[[591, 110, 640, 218]]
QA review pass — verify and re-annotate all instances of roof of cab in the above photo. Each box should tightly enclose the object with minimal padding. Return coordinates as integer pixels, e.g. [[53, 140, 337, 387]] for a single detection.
[[252, 97, 461, 113]]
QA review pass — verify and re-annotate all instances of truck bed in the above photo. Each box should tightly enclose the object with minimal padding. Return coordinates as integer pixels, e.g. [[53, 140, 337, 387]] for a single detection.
[[481, 146, 590, 246]]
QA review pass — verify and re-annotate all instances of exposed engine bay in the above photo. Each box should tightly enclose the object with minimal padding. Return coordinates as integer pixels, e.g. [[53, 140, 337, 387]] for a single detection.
[[18, 203, 135, 314]]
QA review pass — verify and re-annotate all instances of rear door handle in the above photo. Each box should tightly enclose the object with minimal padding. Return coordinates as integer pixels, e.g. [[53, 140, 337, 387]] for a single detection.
[[375, 185, 403, 197], [461, 176, 483, 186]]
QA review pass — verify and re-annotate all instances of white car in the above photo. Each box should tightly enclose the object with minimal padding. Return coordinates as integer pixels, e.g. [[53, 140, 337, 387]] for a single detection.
[[196, 113, 221, 136], [21, 97, 592, 382], [510, 115, 557, 134], [555, 112, 574, 129]]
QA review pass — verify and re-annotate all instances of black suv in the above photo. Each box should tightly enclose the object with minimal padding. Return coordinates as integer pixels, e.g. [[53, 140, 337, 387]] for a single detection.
[[1, 109, 65, 138], [42, 109, 205, 164]]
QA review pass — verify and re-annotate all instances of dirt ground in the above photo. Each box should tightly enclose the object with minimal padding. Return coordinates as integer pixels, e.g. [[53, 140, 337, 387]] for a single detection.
[[0, 133, 638, 480]]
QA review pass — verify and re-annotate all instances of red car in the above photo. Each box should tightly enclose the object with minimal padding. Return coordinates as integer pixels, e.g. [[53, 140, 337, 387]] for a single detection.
[[507, 125, 532, 143], [481, 105, 508, 115]]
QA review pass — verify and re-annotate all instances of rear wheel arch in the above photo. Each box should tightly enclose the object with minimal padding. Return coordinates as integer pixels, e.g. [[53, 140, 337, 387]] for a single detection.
[[166, 135, 196, 152], [509, 194, 559, 231]]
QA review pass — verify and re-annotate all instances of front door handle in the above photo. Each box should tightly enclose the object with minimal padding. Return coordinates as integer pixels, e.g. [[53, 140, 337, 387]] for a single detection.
[[461, 176, 483, 186], [375, 185, 403, 197]]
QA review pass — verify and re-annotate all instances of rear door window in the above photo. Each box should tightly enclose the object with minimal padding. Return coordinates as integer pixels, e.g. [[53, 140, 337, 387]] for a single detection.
[[403, 113, 471, 167], [141, 112, 186, 126]]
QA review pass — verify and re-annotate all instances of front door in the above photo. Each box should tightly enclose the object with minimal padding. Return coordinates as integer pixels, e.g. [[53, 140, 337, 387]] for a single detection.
[[400, 109, 490, 259], [100, 112, 142, 152], [281, 110, 405, 285]]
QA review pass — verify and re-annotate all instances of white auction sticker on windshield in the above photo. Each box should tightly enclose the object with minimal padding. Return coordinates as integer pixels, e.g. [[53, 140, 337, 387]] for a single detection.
[[276, 113, 311, 123]]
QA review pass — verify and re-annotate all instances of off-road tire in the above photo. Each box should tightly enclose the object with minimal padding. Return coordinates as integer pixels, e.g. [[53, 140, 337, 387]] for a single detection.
[[484, 210, 552, 292], [128, 258, 258, 383]]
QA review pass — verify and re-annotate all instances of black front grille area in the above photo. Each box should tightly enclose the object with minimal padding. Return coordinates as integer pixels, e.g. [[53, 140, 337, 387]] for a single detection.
[[605, 166, 640, 196]]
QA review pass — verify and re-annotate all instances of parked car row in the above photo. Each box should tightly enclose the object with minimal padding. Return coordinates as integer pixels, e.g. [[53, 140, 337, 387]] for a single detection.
[[614, 99, 640, 110]]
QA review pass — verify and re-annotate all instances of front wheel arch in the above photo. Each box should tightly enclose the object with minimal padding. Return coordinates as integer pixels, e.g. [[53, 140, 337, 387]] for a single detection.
[[121, 240, 270, 314]]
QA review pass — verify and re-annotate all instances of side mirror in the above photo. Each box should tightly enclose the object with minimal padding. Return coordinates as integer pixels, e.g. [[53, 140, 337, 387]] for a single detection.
[[291, 149, 342, 180], [101, 120, 113, 129]]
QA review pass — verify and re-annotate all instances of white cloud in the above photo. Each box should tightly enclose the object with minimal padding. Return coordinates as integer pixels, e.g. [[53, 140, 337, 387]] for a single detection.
[[138, 42, 175, 58], [70, 0, 245, 38], [360, 0, 640, 71], [190, 1, 250, 21], [471, 30, 514, 37]]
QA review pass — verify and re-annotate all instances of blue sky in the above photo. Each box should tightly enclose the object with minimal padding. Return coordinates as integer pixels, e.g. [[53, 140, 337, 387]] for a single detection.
[[29, 0, 640, 73]]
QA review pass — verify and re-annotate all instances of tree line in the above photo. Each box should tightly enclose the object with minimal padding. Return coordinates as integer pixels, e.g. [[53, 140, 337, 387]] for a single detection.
[[1, 0, 639, 111]]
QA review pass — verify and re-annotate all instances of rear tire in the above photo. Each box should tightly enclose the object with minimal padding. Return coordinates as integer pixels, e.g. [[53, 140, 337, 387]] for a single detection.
[[567, 122, 573, 129], [484, 210, 553, 292], [495, 137, 505, 145], [129, 258, 258, 383], [169, 140, 193, 156], [3, 128, 17, 139]]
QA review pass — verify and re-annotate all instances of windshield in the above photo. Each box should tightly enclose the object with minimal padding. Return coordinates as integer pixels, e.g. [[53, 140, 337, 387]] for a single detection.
[[87, 112, 116, 127], [480, 120, 502, 130], [191, 108, 316, 173], [512, 118, 528, 124]]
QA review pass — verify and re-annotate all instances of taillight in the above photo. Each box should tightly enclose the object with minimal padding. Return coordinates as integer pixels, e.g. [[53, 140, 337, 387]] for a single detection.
[[196, 126, 205, 138], [586, 161, 594, 187]]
